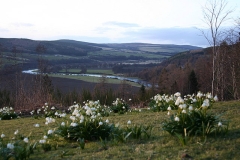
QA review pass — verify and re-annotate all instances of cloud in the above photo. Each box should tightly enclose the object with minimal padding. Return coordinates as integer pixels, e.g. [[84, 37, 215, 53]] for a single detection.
[[125, 27, 208, 46], [103, 21, 139, 28], [11, 23, 34, 27], [91, 26, 208, 47]]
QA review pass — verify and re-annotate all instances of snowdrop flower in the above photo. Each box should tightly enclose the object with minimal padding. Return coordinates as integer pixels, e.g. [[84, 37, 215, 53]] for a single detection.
[[80, 115, 84, 120], [86, 109, 92, 115], [167, 106, 171, 111], [43, 135, 48, 139], [207, 93, 212, 99], [127, 120, 131, 125], [55, 112, 59, 116], [189, 105, 193, 111], [174, 92, 181, 97], [218, 122, 222, 127], [60, 113, 66, 117], [61, 122, 65, 126], [7, 143, 14, 149], [167, 111, 170, 115], [14, 130, 19, 135], [70, 122, 78, 127], [105, 119, 109, 123], [45, 103, 48, 106], [80, 119, 84, 123], [51, 106, 55, 110], [174, 116, 180, 122], [214, 95, 218, 101], [23, 137, 29, 143], [70, 116, 76, 121], [182, 109, 187, 113], [39, 139, 46, 144], [179, 104, 183, 109], [47, 129, 54, 135], [182, 104, 187, 109], [99, 121, 103, 126], [1, 133, 5, 138], [197, 92, 203, 98], [34, 124, 40, 127], [192, 98, 197, 103]]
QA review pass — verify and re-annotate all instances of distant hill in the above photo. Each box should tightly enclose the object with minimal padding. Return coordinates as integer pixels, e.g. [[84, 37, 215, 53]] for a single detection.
[[0, 38, 102, 56], [0, 38, 201, 56]]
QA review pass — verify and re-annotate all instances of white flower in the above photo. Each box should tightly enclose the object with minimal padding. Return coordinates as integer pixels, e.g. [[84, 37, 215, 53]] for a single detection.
[[80, 115, 84, 120], [1, 133, 5, 138], [182, 104, 187, 109], [14, 130, 19, 135], [167, 111, 170, 115], [43, 135, 48, 139], [60, 113, 66, 117], [105, 119, 109, 123], [51, 106, 55, 110], [127, 120, 131, 125], [61, 122, 65, 126], [218, 122, 222, 127], [99, 121, 103, 126], [70, 122, 78, 127], [86, 109, 92, 115], [70, 116, 76, 121], [174, 116, 180, 122], [179, 104, 183, 109], [174, 92, 181, 97], [214, 95, 218, 101], [189, 105, 193, 111], [34, 124, 40, 127], [23, 137, 29, 143], [7, 143, 14, 149], [182, 109, 186, 113], [197, 92, 203, 98], [47, 129, 54, 135], [80, 119, 84, 123], [167, 106, 171, 111], [39, 139, 46, 144]]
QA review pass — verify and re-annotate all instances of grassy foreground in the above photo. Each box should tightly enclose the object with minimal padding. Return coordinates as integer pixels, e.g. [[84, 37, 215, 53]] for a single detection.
[[1, 100, 240, 160]]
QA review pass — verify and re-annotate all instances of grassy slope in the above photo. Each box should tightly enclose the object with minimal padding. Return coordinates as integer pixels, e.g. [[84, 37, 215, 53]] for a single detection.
[[0, 100, 240, 159]]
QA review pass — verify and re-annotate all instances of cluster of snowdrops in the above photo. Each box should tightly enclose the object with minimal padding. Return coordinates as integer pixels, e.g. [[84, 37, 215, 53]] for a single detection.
[[0, 91, 228, 159]]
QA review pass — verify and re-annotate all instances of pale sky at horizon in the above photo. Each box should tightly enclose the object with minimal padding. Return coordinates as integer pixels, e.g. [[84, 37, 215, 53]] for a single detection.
[[1, 0, 240, 47]]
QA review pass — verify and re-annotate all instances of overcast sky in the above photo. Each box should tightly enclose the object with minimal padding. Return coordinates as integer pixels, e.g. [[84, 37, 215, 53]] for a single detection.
[[1, 0, 239, 47]]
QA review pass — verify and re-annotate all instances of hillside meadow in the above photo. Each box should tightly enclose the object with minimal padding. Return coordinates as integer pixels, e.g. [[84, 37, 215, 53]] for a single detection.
[[0, 99, 240, 160]]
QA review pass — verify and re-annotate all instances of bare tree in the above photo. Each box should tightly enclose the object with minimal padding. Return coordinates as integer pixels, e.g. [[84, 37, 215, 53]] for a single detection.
[[200, 0, 233, 96]]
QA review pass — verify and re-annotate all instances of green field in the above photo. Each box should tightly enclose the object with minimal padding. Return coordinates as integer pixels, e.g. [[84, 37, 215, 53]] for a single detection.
[[59, 69, 114, 75], [0, 100, 239, 159], [49, 74, 141, 87], [88, 50, 168, 59]]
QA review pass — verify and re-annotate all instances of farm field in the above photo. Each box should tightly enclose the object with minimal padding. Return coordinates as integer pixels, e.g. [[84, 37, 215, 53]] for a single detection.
[[0, 100, 240, 159], [49, 74, 141, 87]]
